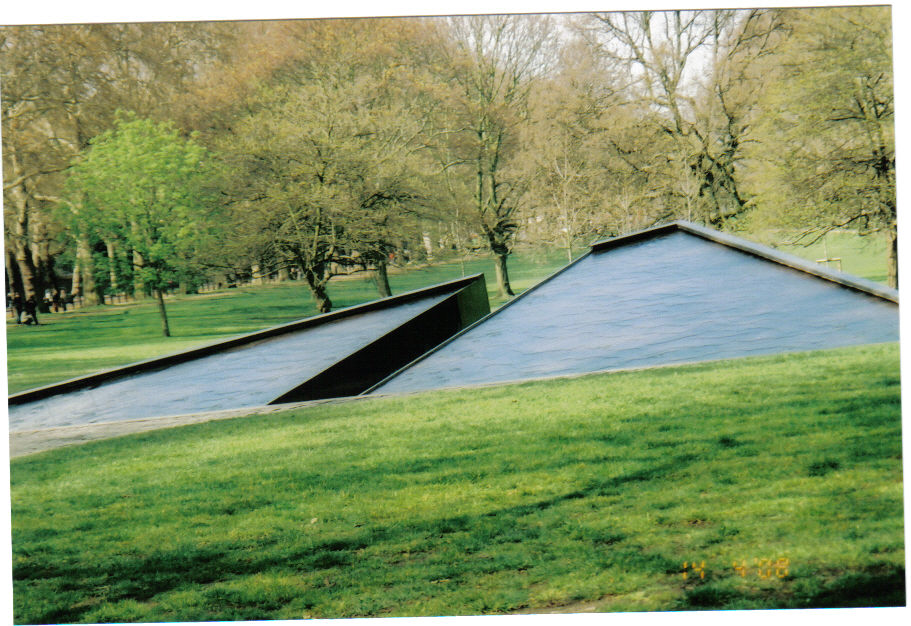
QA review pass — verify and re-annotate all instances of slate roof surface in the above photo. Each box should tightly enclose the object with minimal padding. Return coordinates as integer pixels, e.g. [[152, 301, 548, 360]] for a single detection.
[[8, 290, 454, 431], [372, 227, 898, 395]]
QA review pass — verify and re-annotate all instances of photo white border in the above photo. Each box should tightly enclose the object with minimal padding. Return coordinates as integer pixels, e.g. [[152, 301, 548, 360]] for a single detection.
[[1, 2, 907, 625]]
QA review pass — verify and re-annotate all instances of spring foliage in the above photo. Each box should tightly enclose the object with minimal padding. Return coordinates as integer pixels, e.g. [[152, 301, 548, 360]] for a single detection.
[[61, 114, 220, 333]]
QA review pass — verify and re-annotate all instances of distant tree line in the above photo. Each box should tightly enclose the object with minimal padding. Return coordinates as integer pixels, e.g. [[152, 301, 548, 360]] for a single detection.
[[2, 7, 896, 334]]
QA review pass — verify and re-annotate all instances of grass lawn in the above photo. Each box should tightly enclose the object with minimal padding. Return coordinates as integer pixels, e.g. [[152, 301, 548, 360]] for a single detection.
[[5, 250, 569, 394], [9, 342, 904, 622], [752, 230, 889, 284]]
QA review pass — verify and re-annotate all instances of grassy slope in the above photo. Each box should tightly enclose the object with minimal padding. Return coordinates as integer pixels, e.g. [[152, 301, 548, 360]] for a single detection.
[[9, 343, 903, 622], [5, 251, 569, 394]]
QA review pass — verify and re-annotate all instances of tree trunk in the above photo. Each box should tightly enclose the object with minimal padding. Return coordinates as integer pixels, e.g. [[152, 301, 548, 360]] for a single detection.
[[132, 248, 146, 299], [131, 220, 146, 299], [10, 214, 40, 304], [494, 252, 515, 298], [7, 164, 41, 303], [71, 259, 81, 300], [6, 248, 25, 303], [155, 288, 171, 337], [76, 236, 100, 305], [30, 217, 57, 312], [887, 227, 898, 289], [30, 244, 48, 312], [12, 239, 39, 302], [251, 263, 266, 285], [303, 271, 332, 313], [373, 259, 392, 298], [106, 239, 119, 293], [36, 248, 57, 313]]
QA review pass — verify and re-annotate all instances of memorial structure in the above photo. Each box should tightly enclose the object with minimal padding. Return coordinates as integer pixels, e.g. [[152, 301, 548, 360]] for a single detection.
[[8, 274, 489, 430], [9, 221, 900, 430], [369, 222, 899, 395]]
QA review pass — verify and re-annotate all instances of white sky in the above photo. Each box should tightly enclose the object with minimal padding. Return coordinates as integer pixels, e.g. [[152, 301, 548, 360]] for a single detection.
[[0, 1, 902, 24]]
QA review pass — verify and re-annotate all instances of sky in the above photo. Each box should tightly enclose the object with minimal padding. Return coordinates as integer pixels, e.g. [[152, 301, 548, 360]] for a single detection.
[[0, 1, 903, 24]]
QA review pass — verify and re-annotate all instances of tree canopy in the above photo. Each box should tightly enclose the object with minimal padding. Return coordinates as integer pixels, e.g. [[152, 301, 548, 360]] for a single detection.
[[1, 7, 897, 332], [745, 6, 896, 285], [62, 114, 219, 335], [216, 20, 439, 311]]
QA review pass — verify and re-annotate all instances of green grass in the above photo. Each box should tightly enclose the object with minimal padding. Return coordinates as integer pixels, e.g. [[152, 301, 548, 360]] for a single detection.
[[5, 250, 569, 393], [9, 343, 904, 622], [752, 230, 889, 284]]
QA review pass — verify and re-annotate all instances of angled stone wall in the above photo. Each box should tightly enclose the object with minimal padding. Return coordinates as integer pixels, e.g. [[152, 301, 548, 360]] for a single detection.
[[8, 275, 489, 430], [371, 225, 898, 395]]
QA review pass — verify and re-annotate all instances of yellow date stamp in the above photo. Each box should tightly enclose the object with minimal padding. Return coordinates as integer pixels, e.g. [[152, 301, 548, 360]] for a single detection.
[[682, 557, 790, 580]]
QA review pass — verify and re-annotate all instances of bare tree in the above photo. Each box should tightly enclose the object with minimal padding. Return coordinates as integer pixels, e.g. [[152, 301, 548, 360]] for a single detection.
[[521, 39, 624, 259], [440, 14, 556, 297], [584, 9, 782, 228]]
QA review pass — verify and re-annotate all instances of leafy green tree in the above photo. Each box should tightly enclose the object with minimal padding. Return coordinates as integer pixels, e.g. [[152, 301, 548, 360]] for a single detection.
[[2, 22, 228, 306], [62, 114, 219, 336], [747, 6, 896, 287]]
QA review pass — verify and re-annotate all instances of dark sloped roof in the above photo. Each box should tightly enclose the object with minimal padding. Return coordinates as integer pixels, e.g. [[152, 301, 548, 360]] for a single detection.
[[369, 222, 898, 395], [8, 274, 489, 431]]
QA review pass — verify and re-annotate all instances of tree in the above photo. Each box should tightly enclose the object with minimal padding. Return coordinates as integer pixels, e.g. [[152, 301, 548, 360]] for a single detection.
[[2, 22, 227, 306], [218, 20, 437, 310], [584, 10, 782, 228], [747, 6, 896, 287], [62, 115, 219, 336], [2, 25, 89, 307], [439, 15, 556, 298], [521, 36, 657, 256]]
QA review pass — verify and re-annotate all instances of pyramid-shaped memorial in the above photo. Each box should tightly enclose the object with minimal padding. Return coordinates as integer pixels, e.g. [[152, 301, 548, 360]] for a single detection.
[[370, 222, 898, 395]]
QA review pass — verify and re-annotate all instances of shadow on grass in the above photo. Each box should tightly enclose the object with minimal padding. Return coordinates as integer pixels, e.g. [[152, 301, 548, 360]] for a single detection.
[[679, 564, 906, 611], [802, 566, 906, 608], [20, 436, 902, 623], [15, 459, 688, 624]]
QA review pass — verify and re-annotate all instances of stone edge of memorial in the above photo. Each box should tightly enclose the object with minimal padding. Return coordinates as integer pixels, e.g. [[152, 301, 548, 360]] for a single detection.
[[268, 273, 490, 403], [364, 221, 898, 395], [8, 273, 489, 406]]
